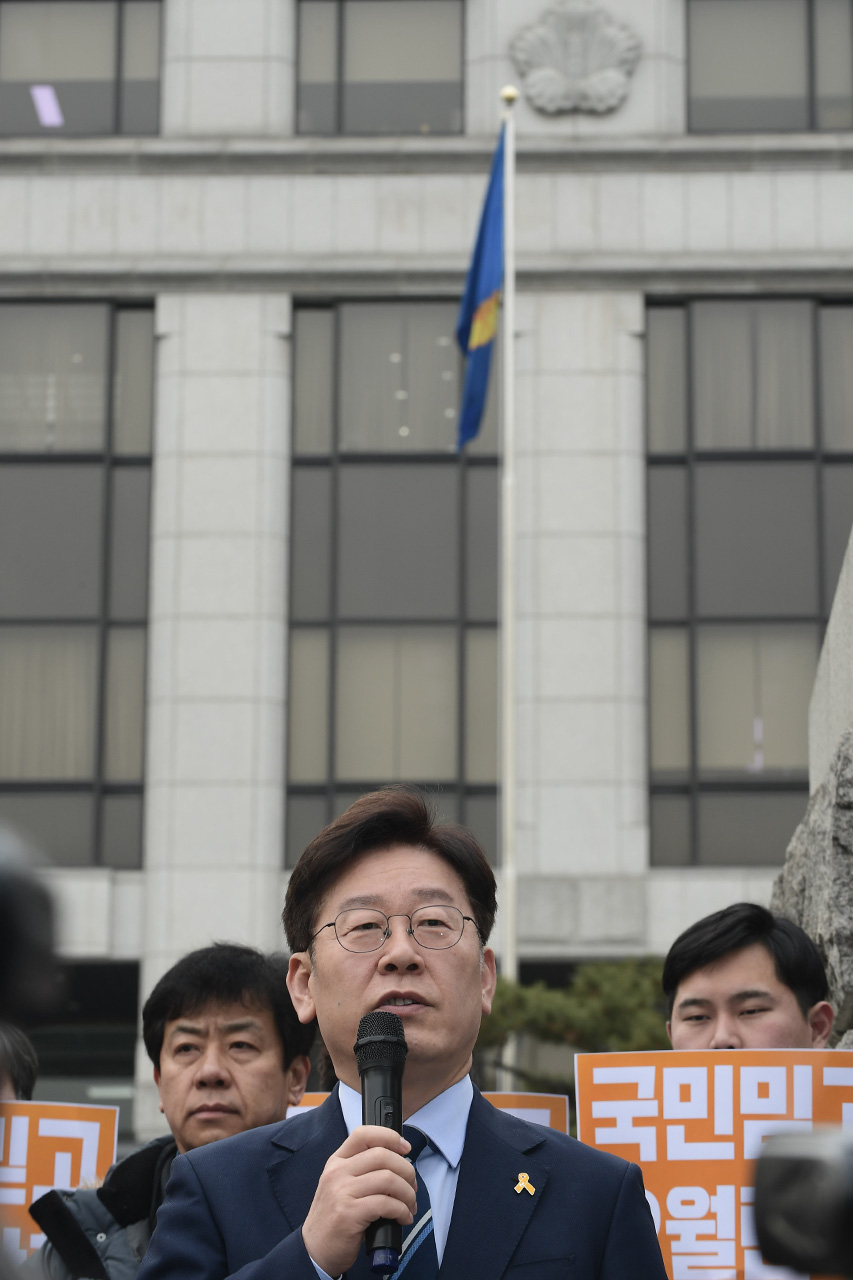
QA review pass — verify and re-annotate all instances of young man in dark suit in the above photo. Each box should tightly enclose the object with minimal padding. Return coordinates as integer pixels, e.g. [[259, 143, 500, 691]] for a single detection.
[[138, 787, 667, 1280]]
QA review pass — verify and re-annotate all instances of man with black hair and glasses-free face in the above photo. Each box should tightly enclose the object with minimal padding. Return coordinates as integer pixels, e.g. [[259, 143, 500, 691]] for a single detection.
[[138, 786, 667, 1280], [23, 944, 314, 1280], [663, 902, 834, 1050]]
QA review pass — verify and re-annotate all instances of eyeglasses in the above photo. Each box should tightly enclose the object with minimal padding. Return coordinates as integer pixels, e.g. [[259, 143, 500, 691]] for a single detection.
[[311, 905, 478, 954]]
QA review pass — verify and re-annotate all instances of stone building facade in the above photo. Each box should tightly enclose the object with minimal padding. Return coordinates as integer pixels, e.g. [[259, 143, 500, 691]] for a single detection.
[[0, 0, 849, 1134]]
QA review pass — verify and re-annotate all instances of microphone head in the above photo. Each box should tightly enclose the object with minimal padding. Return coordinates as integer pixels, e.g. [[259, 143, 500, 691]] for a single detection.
[[354, 1011, 408, 1074]]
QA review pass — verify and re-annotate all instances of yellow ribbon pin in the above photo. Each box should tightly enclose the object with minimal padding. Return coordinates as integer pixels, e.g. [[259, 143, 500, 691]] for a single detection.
[[515, 1172, 535, 1195]]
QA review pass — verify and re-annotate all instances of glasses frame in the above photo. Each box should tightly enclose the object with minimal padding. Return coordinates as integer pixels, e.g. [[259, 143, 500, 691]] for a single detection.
[[310, 904, 479, 953]]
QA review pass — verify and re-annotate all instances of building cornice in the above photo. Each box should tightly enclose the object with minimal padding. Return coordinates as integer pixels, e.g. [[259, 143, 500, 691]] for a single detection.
[[3, 132, 853, 175], [3, 256, 853, 298]]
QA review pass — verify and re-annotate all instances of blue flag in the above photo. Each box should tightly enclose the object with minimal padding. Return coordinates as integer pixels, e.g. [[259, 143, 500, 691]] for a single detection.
[[455, 125, 505, 450]]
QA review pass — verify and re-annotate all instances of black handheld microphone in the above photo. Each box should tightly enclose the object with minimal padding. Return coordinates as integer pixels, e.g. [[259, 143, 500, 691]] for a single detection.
[[354, 1011, 408, 1275]]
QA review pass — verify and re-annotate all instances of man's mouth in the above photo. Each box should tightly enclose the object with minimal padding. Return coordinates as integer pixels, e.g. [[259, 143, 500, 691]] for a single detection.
[[376, 995, 426, 1011], [191, 1104, 236, 1116]]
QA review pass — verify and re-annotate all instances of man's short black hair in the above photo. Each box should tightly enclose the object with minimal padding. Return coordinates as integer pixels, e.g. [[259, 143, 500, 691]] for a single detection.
[[0, 1022, 38, 1100], [662, 902, 830, 1018], [142, 943, 315, 1071]]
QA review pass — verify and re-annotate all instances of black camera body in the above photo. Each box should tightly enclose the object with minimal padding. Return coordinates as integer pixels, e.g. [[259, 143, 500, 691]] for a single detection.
[[755, 1129, 853, 1277]]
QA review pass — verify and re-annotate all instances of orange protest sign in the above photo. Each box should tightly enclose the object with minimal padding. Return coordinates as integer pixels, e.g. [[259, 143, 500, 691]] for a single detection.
[[0, 1100, 118, 1262], [292, 1090, 568, 1132], [575, 1049, 853, 1280], [481, 1092, 568, 1133]]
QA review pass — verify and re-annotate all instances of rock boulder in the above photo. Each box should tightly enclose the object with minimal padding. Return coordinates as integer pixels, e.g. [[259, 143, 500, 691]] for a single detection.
[[771, 727, 853, 1041]]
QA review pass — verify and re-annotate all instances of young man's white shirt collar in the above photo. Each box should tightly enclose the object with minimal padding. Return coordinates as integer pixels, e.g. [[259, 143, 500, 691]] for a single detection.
[[310, 1077, 473, 1280]]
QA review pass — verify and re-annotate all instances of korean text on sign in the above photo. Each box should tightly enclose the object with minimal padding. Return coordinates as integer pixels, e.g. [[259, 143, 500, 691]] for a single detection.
[[0, 1100, 117, 1261], [575, 1049, 853, 1280]]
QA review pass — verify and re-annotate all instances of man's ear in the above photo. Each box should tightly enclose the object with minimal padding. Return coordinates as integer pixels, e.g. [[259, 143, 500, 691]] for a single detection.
[[480, 948, 497, 1016], [808, 1000, 834, 1048], [666, 1021, 674, 1047], [153, 1067, 165, 1115], [287, 953, 317, 1026], [284, 1054, 312, 1107]]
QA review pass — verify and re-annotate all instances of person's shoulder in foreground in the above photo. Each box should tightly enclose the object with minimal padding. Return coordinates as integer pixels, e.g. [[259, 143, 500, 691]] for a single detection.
[[22, 1136, 178, 1280], [663, 901, 834, 1050]]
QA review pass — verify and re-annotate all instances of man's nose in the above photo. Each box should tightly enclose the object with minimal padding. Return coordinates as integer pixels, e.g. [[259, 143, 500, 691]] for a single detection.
[[379, 915, 423, 970], [709, 1014, 742, 1049], [195, 1045, 231, 1085]]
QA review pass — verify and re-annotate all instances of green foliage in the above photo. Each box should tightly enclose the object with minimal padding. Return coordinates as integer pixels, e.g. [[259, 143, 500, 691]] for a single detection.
[[474, 957, 670, 1132], [477, 956, 671, 1056]]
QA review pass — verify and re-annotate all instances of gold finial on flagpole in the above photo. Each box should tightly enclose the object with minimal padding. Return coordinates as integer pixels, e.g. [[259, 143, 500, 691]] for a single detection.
[[500, 85, 519, 105]]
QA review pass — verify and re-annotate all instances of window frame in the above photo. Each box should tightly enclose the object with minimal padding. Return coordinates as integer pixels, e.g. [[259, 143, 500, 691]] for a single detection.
[[294, 0, 465, 138], [0, 298, 153, 868], [646, 296, 853, 866], [686, 0, 853, 134], [286, 299, 498, 867], [0, 0, 163, 138]]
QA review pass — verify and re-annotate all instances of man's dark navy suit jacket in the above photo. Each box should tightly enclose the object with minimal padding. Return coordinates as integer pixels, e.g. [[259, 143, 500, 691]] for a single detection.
[[137, 1087, 667, 1280]]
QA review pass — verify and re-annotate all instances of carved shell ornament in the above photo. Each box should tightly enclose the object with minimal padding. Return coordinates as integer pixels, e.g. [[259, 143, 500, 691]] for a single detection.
[[510, 1, 641, 116]]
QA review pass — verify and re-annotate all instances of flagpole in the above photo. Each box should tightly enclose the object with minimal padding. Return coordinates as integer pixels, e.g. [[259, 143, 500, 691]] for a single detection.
[[498, 84, 518, 1090]]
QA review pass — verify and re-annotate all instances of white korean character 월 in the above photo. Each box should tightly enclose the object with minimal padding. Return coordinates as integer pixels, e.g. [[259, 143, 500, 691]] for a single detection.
[[665, 1184, 736, 1279]]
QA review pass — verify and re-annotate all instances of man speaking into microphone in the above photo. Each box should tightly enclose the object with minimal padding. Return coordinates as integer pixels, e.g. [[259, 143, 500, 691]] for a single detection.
[[138, 787, 666, 1280]]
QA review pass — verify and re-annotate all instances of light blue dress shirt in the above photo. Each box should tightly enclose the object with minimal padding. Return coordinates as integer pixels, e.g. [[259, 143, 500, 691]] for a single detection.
[[311, 1076, 474, 1279]]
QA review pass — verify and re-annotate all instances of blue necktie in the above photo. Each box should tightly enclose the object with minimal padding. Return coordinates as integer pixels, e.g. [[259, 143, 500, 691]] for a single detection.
[[388, 1127, 439, 1279]]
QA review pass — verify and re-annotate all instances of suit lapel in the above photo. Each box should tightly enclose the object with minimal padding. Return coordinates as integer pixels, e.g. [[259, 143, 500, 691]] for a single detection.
[[265, 1091, 348, 1234], [440, 1091, 550, 1278]]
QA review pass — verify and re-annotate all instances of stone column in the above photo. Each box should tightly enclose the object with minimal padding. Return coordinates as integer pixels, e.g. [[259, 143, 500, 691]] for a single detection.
[[161, 0, 294, 136], [513, 290, 649, 959], [135, 293, 290, 1138]]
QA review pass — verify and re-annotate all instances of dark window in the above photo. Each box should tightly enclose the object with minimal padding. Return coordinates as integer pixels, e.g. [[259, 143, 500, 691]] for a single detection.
[[0, 302, 153, 868], [0, 1, 161, 136], [30, 960, 138, 1138], [692, 302, 814, 449], [336, 465, 459, 618], [688, 0, 853, 132], [693, 463, 818, 616], [297, 0, 463, 136], [647, 300, 853, 866], [287, 301, 497, 866], [647, 466, 688, 619]]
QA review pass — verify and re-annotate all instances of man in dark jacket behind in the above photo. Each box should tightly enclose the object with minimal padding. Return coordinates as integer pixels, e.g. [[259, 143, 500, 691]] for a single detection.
[[22, 943, 314, 1280]]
